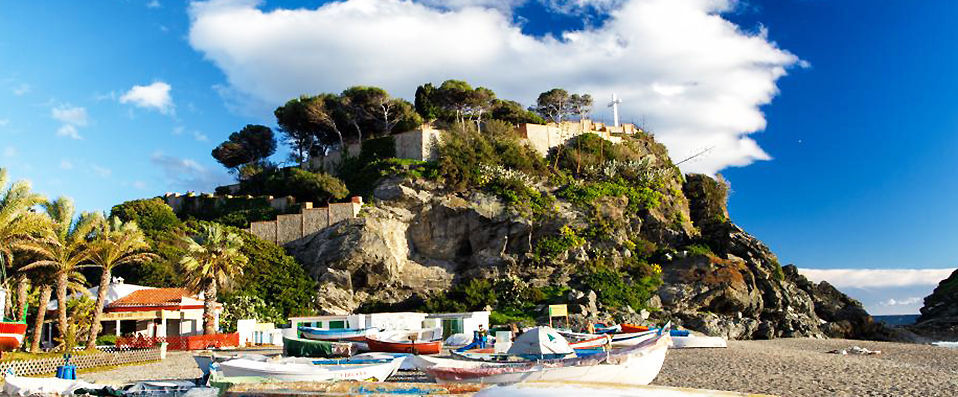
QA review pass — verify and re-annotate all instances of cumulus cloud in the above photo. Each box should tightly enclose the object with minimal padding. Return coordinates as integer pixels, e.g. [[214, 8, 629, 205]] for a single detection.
[[51, 105, 89, 126], [56, 125, 82, 140], [799, 268, 955, 289], [119, 82, 174, 114], [188, 0, 800, 174], [151, 152, 231, 191], [880, 297, 922, 307]]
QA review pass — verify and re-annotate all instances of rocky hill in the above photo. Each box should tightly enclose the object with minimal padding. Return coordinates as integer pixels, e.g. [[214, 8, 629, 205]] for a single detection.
[[282, 128, 895, 340], [912, 269, 958, 340]]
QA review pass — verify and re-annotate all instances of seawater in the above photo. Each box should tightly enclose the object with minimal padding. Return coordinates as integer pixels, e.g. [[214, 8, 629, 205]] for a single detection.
[[932, 341, 958, 349], [872, 314, 920, 326]]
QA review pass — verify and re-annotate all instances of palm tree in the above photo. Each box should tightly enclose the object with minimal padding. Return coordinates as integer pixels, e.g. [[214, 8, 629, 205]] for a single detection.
[[82, 217, 156, 349], [180, 224, 247, 335], [0, 168, 47, 320], [18, 197, 101, 345]]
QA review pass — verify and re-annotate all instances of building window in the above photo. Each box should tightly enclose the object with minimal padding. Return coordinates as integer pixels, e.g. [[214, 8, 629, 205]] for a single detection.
[[442, 318, 463, 338], [329, 320, 346, 329]]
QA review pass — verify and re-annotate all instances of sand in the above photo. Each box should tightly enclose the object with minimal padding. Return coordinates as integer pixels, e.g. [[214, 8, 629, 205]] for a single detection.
[[655, 338, 958, 397], [77, 339, 958, 396]]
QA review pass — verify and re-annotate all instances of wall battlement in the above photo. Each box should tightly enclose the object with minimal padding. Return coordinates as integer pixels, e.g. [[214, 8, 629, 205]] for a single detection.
[[248, 196, 364, 245], [163, 192, 301, 214]]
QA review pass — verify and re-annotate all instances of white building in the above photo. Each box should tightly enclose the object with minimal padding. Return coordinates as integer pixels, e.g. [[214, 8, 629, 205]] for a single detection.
[[288, 311, 490, 340]]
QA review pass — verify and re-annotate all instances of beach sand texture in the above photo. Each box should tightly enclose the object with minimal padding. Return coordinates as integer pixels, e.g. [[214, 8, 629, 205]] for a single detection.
[[77, 338, 957, 396], [655, 338, 958, 397]]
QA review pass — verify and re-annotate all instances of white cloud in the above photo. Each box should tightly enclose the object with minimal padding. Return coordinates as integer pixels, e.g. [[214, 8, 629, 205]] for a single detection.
[[59, 159, 74, 170], [0, 119, 8, 127], [188, 0, 801, 174], [12, 83, 30, 96], [193, 131, 209, 142], [151, 152, 231, 191], [56, 124, 83, 140], [119, 82, 174, 114], [799, 268, 955, 289], [90, 165, 112, 178], [880, 297, 922, 307], [147, 0, 162, 8], [2, 146, 16, 158], [51, 105, 89, 126], [133, 180, 149, 190]]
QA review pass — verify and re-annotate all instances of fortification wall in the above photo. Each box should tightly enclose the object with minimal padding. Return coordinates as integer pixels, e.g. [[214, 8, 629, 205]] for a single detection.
[[163, 193, 299, 214], [249, 197, 364, 245], [518, 120, 627, 156]]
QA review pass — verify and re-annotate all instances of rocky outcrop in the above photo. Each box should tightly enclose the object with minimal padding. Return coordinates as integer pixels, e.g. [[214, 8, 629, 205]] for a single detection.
[[282, 173, 897, 341], [912, 269, 958, 340]]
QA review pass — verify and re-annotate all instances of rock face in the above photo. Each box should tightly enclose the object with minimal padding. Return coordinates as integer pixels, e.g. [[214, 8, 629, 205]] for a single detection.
[[912, 269, 958, 340], [285, 173, 895, 341]]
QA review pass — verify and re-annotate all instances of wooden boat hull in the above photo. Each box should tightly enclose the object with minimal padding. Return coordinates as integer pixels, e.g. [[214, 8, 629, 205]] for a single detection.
[[0, 322, 27, 351], [217, 358, 401, 382], [365, 337, 443, 355], [424, 333, 672, 386]]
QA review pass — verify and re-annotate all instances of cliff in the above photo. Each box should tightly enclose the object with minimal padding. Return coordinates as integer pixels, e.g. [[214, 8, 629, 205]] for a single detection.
[[283, 130, 894, 340], [912, 269, 958, 340]]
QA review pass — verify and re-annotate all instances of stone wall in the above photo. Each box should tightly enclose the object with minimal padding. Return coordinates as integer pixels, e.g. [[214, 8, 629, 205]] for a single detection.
[[310, 126, 443, 170], [163, 193, 299, 214], [518, 120, 627, 156], [249, 197, 364, 244]]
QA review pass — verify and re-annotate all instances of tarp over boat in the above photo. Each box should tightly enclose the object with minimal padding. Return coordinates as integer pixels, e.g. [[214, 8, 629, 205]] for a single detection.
[[507, 327, 573, 358], [283, 336, 356, 358]]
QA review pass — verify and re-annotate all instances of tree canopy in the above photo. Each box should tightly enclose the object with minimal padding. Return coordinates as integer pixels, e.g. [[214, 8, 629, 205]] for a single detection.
[[533, 89, 593, 123], [211, 124, 277, 171]]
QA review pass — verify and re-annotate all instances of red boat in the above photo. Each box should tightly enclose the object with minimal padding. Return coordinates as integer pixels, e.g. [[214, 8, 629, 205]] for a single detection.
[[365, 335, 443, 355], [620, 324, 650, 333], [0, 321, 27, 351]]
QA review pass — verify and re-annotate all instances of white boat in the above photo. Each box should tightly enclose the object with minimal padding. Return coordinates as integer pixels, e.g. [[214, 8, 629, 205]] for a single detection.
[[217, 357, 402, 382], [558, 329, 657, 347], [671, 335, 727, 349], [376, 327, 443, 342], [422, 328, 672, 386], [475, 381, 772, 396], [2, 375, 102, 396]]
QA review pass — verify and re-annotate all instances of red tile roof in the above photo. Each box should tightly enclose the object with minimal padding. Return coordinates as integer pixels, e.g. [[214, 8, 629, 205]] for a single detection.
[[107, 288, 195, 308]]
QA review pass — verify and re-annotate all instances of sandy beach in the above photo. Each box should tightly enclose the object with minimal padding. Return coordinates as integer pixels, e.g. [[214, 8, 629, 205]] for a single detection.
[[76, 338, 958, 396]]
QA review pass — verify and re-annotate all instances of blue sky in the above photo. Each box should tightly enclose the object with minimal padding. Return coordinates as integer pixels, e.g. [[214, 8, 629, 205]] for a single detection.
[[1, 0, 955, 314]]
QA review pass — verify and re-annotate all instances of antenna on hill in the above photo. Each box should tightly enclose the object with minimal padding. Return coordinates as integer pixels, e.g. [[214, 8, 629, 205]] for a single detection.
[[676, 146, 716, 166], [609, 93, 622, 127]]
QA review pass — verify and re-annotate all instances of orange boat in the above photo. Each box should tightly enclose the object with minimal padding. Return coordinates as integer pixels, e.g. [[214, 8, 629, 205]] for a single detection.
[[620, 324, 650, 333], [365, 335, 443, 355]]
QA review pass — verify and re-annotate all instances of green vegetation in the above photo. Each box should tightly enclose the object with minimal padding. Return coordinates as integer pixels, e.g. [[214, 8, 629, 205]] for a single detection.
[[180, 223, 249, 335], [211, 124, 277, 173], [581, 263, 662, 312], [534, 225, 585, 261]]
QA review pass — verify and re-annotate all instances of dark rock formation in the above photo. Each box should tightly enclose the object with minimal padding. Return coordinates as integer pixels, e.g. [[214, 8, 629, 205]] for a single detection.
[[912, 269, 958, 340]]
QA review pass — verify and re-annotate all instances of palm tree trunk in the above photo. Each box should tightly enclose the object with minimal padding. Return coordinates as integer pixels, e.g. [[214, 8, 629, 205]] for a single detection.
[[85, 269, 111, 350], [56, 272, 68, 342], [31, 284, 52, 353], [203, 283, 217, 335], [16, 276, 28, 322]]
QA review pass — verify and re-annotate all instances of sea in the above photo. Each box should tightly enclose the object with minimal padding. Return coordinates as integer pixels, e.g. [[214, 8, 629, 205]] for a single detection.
[[873, 315, 958, 348]]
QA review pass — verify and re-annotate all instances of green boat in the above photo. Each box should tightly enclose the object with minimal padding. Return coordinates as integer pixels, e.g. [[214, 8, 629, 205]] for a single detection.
[[283, 336, 357, 358]]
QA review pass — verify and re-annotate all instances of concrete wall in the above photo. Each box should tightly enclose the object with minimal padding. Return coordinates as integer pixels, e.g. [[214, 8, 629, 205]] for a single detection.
[[249, 196, 363, 245]]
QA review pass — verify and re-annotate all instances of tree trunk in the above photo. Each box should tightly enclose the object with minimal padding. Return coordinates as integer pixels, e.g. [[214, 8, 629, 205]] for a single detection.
[[31, 284, 52, 353], [56, 272, 68, 343], [85, 269, 111, 350], [203, 283, 217, 335], [15, 276, 28, 322]]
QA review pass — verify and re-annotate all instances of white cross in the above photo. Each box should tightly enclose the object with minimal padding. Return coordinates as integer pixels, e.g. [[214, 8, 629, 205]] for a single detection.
[[609, 93, 622, 127]]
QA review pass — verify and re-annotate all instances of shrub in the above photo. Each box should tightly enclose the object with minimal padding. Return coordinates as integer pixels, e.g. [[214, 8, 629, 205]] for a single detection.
[[557, 179, 661, 212], [239, 167, 348, 204], [684, 244, 715, 258], [534, 225, 586, 261], [423, 278, 497, 313], [110, 198, 183, 240], [437, 123, 547, 191], [95, 334, 118, 346], [581, 264, 662, 312], [219, 295, 284, 333]]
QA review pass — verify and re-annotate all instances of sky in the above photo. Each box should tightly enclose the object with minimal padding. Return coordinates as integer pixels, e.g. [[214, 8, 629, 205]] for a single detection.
[[0, 0, 955, 315]]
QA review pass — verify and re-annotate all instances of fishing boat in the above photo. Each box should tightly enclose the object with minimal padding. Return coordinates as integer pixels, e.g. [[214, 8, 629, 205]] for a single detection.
[[422, 327, 672, 385], [671, 335, 727, 349], [298, 326, 375, 342], [216, 357, 402, 382], [620, 324, 649, 333], [283, 336, 357, 358], [559, 329, 657, 347], [365, 335, 443, 355]]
